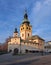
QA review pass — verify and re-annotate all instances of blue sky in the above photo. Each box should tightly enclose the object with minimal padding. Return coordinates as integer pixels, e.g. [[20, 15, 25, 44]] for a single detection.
[[0, 0, 51, 43]]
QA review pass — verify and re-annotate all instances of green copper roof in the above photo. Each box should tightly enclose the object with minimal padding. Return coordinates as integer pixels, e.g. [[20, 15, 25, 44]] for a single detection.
[[14, 28, 18, 33], [22, 10, 30, 24]]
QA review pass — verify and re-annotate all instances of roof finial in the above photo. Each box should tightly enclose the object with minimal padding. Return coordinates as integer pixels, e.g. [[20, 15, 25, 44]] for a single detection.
[[24, 9, 28, 19], [24, 8, 27, 13]]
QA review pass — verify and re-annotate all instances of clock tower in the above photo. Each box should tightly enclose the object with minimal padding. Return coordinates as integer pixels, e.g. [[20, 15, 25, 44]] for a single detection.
[[20, 10, 32, 40]]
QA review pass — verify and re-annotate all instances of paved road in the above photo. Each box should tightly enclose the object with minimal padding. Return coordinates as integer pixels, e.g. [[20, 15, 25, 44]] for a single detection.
[[0, 53, 51, 65], [0, 53, 41, 62]]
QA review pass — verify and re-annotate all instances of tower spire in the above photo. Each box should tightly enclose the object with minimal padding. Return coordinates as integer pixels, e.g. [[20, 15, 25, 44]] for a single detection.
[[24, 9, 28, 19], [22, 9, 30, 24], [13, 28, 18, 37], [14, 28, 18, 33]]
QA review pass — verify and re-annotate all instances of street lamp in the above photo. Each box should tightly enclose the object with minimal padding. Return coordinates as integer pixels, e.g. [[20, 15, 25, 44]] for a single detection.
[[20, 38, 21, 54]]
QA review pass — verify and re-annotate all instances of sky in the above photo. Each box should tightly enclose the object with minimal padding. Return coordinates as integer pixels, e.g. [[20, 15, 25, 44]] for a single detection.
[[0, 0, 51, 43]]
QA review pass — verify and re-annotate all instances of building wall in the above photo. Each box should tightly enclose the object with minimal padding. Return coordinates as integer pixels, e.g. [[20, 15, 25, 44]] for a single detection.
[[29, 38, 44, 50], [8, 43, 40, 53], [20, 31, 26, 40], [8, 37, 45, 53], [20, 24, 32, 40], [13, 33, 18, 37], [0, 43, 8, 51], [0, 45, 2, 51], [8, 44, 20, 52], [21, 42, 39, 49], [44, 42, 51, 52], [8, 37, 21, 52], [48, 41, 51, 45], [8, 37, 20, 45]]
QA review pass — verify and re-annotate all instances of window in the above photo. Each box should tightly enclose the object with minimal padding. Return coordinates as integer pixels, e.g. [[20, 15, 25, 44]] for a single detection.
[[15, 39, 16, 41], [28, 33, 29, 37], [15, 34, 17, 36], [27, 27, 28, 29], [33, 43, 34, 44], [24, 42, 25, 44], [23, 27, 24, 29], [34, 41, 36, 43], [29, 28, 31, 30], [22, 34, 24, 37], [21, 28, 22, 30], [16, 34, 17, 35]]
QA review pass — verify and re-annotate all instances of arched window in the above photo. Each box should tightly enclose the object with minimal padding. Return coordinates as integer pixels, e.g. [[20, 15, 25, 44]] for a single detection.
[[21, 28, 22, 30], [28, 33, 29, 37], [29, 28, 31, 30], [27, 27, 28, 29], [23, 27, 24, 29], [22, 34, 24, 37], [34, 41, 36, 43]]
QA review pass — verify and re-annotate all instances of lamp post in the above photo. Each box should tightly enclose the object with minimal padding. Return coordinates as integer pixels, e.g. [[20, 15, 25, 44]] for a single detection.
[[20, 38, 21, 54], [41, 48, 44, 56]]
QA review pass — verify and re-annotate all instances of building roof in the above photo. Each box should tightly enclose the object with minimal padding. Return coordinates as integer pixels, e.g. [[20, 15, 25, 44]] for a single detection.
[[14, 28, 18, 33], [21, 39, 33, 43], [47, 41, 51, 43], [6, 36, 20, 42], [45, 44, 51, 48], [21, 39, 39, 45], [27, 35, 45, 41]]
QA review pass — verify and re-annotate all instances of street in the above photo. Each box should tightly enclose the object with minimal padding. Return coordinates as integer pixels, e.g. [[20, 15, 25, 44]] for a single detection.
[[0, 53, 51, 65]]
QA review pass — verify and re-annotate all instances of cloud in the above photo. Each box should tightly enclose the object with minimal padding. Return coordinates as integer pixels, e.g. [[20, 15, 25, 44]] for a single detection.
[[32, 1, 42, 14], [44, 0, 51, 4], [30, 0, 51, 41], [0, 0, 51, 42]]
